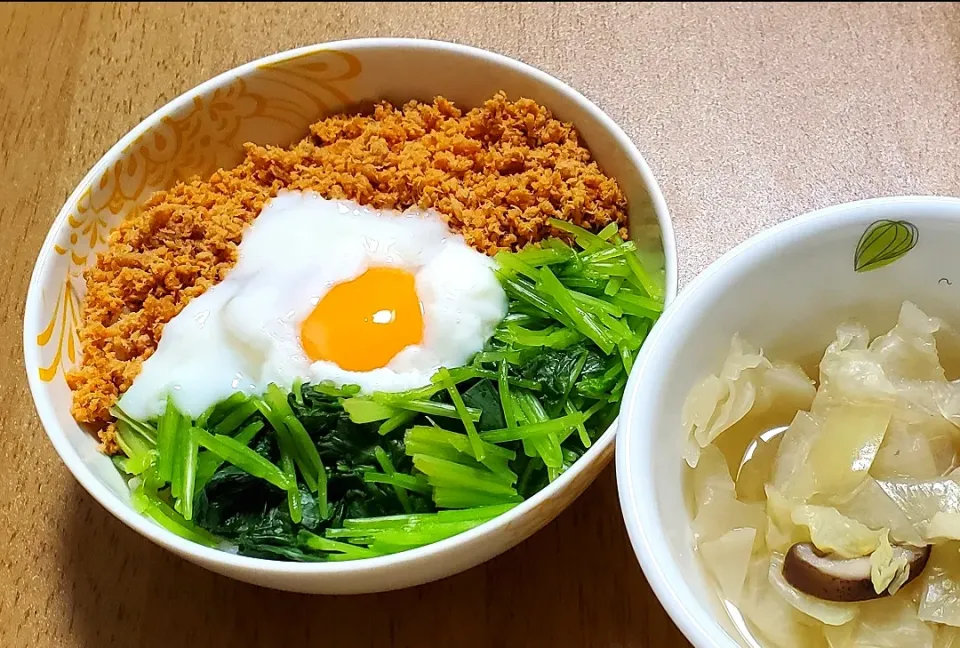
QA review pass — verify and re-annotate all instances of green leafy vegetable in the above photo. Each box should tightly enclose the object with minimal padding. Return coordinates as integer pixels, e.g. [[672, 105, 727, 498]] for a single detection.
[[373, 445, 414, 512], [179, 429, 199, 520], [211, 398, 258, 436], [264, 384, 327, 511], [113, 419, 156, 476], [110, 227, 662, 561], [438, 367, 485, 462], [195, 420, 263, 491], [155, 396, 179, 483], [192, 428, 291, 491]]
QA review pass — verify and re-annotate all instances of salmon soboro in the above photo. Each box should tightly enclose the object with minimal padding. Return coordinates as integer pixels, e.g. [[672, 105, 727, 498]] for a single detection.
[[67, 91, 664, 562]]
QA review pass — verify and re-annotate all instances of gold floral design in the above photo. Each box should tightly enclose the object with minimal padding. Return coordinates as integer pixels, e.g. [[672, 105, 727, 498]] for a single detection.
[[38, 48, 363, 382], [254, 50, 363, 133], [37, 275, 81, 382], [53, 189, 110, 266]]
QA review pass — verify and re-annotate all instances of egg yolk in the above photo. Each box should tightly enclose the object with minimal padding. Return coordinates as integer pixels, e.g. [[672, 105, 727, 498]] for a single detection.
[[301, 266, 424, 372]]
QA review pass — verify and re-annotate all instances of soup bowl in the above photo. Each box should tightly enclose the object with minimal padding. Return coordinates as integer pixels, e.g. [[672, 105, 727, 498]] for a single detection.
[[617, 196, 960, 646]]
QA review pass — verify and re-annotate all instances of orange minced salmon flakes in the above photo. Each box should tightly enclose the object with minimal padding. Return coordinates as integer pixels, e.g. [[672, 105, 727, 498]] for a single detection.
[[66, 92, 629, 451]]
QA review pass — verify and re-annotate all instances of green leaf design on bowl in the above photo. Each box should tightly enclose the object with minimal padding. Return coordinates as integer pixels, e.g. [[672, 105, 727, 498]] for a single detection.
[[854, 219, 919, 272]]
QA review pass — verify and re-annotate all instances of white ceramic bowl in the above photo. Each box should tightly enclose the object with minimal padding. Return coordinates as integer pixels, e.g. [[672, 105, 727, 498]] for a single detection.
[[617, 196, 960, 647], [24, 38, 676, 594]]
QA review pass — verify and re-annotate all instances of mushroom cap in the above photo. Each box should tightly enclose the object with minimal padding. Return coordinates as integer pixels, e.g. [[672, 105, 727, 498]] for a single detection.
[[782, 542, 931, 602]]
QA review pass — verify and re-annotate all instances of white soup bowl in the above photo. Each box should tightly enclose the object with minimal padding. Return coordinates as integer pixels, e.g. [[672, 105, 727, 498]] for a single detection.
[[617, 196, 960, 646]]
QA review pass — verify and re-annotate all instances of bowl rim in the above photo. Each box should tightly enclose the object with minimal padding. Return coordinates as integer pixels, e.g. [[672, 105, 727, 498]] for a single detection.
[[24, 37, 678, 581], [616, 195, 960, 647]]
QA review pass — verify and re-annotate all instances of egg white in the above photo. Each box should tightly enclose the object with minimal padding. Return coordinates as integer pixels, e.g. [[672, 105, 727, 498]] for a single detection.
[[117, 190, 507, 420]]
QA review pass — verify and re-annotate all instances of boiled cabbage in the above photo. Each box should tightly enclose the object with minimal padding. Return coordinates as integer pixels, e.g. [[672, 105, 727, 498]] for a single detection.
[[682, 336, 815, 468], [936, 384, 960, 430], [836, 477, 925, 546], [768, 553, 859, 626], [682, 374, 730, 467], [814, 322, 897, 413], [699, 527, 756, 605], [870, 301, 944, 382], [740, 556, 831, 648], [870, 531, 911, 595], [682, 336, 765, 467], [928, 512, 960, 541], [824, 596, 934, 648], [919, 543, 960, 628], [770, 411, 821, 500], [813, 304, 959, 433], [765, 485, 810, 553], [871, 419, 948, 481], [878, 476, 960, 534], [735, 427, 785, 502], [936, 624, 960, 648], [756, 362, 819, 413], [769, 405, 889, 504], [806, 404, 889, 500], [791, 505, 884, 558], [691, 445, 766, 545], [823, 622, 855, 648]]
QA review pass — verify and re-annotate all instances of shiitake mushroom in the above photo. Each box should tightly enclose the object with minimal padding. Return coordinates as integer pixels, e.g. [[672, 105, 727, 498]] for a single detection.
[[782, 542, 931, 602]]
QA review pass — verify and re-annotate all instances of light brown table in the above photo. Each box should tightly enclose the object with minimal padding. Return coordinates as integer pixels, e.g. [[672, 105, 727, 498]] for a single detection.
[[2, 3, 959, 646]]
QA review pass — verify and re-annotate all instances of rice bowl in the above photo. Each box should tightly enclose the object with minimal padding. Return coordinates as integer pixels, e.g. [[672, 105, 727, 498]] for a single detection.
[[25, 38, 676, 593]]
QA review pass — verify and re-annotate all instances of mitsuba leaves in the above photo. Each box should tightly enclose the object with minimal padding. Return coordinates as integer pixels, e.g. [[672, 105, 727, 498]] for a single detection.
[[520, 344, 603, 416], [462, 379, 506, 431], [193, 386, 432, 559]]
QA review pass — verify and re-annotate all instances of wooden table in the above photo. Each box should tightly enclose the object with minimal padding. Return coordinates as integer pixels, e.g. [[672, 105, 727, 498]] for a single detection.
[[2, 3, 959, 646]]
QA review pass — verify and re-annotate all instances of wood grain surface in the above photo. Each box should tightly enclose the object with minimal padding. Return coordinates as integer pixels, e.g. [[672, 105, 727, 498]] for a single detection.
[[2, 3, 960, 647]]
